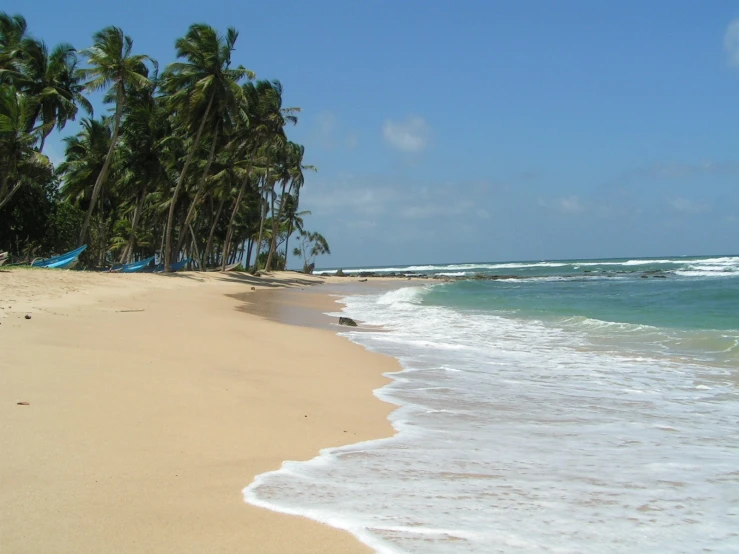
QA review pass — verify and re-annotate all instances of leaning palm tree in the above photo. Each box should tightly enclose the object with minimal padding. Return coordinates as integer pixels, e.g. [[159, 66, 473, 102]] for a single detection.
[[75, 26, 155, 247], [264, 141, 313, 271], [114, 83, 170, 263], [160, 23, 252, 271], [16, 38, 92, 151], [220, 80, 295, 272], [0, 85, 53, 210], [0, 12, 28, 73], [58, 117, 112, 206]]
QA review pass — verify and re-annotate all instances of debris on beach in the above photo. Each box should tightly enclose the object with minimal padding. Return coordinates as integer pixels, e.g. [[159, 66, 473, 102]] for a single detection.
[[17, 401, 30, 406], [24, 314, 31, 319], [339, 317, 358, 327]]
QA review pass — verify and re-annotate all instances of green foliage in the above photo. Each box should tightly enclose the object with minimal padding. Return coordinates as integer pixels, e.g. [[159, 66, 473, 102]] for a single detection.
[[0, 172, 83, 259], [292, 230, 330, 273], [0, 12, 329, 272]]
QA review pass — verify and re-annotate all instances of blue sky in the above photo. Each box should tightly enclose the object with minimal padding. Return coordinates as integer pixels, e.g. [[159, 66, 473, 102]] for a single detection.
[[9, 0, 739, 267]]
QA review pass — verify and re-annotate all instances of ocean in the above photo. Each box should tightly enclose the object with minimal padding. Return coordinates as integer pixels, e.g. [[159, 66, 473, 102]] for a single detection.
[[244, 255, 739, 553]]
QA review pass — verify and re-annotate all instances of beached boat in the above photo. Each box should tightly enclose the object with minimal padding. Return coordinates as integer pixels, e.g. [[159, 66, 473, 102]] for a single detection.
[[31, 245, 87, 269], [111, 255, 155, 273], [153, 258, 190, 273]]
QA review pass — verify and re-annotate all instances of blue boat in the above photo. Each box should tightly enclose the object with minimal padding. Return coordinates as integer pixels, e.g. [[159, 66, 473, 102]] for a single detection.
[[153, 258, 190, 273], [32, 245, 87, 269], [112, 255, 155, 273]]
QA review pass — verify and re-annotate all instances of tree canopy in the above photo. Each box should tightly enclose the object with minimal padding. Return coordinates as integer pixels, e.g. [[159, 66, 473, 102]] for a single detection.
[[0, 13, 329, 273]]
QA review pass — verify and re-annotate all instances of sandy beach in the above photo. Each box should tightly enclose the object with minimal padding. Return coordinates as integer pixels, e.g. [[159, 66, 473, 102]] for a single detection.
[[0, 269, 399, 553]]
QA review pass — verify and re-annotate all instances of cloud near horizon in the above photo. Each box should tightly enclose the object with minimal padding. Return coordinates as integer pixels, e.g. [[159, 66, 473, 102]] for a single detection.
[[382, 116, 432, 152], [725, 19, 739, 66], [538, 195, 586, 214], [312, 111, 358, 150], [668, 197, 710, 214]]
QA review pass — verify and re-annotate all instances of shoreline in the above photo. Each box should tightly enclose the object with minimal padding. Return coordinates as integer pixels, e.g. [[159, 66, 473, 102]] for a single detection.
[[0, 269, 401, 553]]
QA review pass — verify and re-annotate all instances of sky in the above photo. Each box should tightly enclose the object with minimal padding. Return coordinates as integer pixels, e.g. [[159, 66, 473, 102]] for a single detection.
[[8, 0, 739, 268]]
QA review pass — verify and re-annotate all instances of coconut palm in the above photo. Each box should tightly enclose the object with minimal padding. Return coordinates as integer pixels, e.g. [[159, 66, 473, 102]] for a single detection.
[[75, 26, 155, 247], [15, 39, 92, 151], [114, 83, 170, 263], [0, 12, 28, 73], [220, 80, 296, 272], [160, 23, 252, 271], [58, 117, 112, 207], [264, 141, 313, 271], [0, 86, 52, 210]]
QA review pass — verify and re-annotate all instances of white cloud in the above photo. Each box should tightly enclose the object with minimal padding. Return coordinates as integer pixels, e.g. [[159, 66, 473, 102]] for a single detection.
[[313, 111, 359, 150], [539, 195, 586, 214], [725, 19, 739, 67], [382, 116, 431, 152], [668, 197, 709, 214]]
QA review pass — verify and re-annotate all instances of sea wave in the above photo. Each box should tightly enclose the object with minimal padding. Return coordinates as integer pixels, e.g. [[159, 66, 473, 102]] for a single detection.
[[246, 286, 739, 553], [314, 255, 739, 276]]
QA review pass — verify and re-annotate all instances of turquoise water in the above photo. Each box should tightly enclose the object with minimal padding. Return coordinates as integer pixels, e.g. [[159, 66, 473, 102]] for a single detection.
[[248, 255, 739, 553]]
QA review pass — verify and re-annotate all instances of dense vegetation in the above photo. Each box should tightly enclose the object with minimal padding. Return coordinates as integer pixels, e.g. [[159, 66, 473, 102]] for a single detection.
[[0, 12, 329, 272]]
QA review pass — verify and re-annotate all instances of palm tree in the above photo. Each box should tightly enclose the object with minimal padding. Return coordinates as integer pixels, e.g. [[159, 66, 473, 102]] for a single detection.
[[114, 83, 170, 263], [220, 80, 296, 272], [283, 202, 309, 266], [58, 117, 112, 206], [0, 85, 53, 210], [160, 23, 252, 271], [264, 141, 313, 271], [18, 39, 92, 151], [75, 26, 155, 247], [0, 12, 27, 73]]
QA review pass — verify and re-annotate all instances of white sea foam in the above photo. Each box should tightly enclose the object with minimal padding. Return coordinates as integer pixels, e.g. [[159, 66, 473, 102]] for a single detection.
[[314, 255, 739, 276], [245, 286, 739, 553]]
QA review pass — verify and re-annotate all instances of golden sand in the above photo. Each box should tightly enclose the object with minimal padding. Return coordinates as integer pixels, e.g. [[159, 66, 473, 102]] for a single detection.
[[0, 269, 398, 553]]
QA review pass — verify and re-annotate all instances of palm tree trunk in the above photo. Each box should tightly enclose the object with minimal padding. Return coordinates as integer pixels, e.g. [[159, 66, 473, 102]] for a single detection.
[[283, 219, 293, 269], [175, 122, 219, 256], [164, 91, 214, 272], [283, 187, 301, 269], [188, 225, 201, 269], [221, 173, 252, 271], [245, 237, 254, 269], [251, 169, 271, 274], [221, 152, 257, 272], [0, 177, 22, 211], [119, 186, 148, 264], [204, 196, 225, 269], [78, 84, 124, 247], [265, 180, 290, 271]]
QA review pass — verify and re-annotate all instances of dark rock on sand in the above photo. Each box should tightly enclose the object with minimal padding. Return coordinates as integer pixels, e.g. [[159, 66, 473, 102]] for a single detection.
[[339, 317, 358, 327]]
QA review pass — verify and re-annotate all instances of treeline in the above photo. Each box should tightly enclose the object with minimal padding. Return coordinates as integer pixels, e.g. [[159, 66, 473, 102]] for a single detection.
[[0, 13, 330, 272]]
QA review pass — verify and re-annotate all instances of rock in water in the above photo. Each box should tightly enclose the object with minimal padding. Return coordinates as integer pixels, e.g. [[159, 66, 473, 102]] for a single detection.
[[339, 317, 358, 327]]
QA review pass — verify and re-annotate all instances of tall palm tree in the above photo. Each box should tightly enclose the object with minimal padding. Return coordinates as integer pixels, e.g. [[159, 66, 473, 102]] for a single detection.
[[264, 141, 313, 271], [75, 26, 154, 247], [0, 85, 52, 210], [114, 83, 170, 263], [160, 23, 252, 271], [220, 80, 296, 272], [17, 39, 92, 151], [0, 12, 27, 73], [58, 117, 112, 207]]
